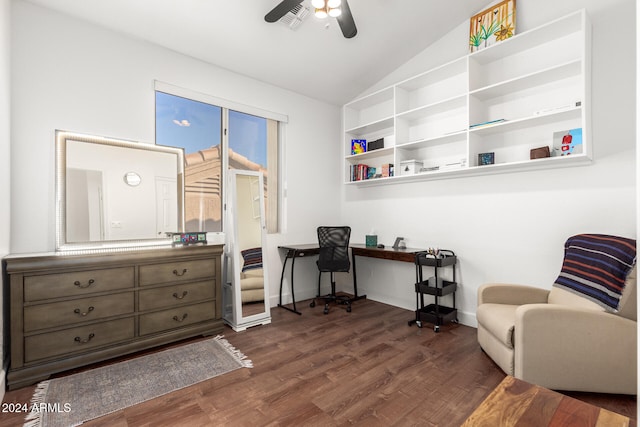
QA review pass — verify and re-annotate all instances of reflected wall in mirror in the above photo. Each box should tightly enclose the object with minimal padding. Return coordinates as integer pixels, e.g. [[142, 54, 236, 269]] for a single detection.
[[56, 130, 185, 251], [224, 170, 271, 331]]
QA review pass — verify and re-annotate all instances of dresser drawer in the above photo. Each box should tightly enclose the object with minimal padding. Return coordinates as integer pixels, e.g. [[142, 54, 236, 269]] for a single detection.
[[24, 317, 134, 363], [24, 267, 135, 302], [139, 301, 216, 336], [24, 292, 134, 332], [139, 259, 215, 286], [139, 281, 215, 311]]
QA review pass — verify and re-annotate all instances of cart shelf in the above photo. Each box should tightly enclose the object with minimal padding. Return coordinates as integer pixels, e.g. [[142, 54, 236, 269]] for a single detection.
[[409, 250, 458, 332]]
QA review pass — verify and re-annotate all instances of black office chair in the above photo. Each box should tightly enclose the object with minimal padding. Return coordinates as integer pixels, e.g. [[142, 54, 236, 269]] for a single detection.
[[310, 226, 352, 314]]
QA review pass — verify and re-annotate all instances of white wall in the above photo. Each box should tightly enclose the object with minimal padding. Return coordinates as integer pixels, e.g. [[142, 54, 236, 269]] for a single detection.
[[10, 2, 342, 305], [340, 0, 637, 326], [0, 0, 10, 403], [8, 1, 636, 330]]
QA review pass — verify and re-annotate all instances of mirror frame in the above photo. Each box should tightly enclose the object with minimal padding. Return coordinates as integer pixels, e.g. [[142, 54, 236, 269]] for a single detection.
[[55, 130, 185, 251], [225, 169, 271, 331]]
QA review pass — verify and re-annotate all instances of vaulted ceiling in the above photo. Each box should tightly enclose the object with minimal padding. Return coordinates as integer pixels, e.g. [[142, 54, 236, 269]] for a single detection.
[[22, 0, 488, 105]]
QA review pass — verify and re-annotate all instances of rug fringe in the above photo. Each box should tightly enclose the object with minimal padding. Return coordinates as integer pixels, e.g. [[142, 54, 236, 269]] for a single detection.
[[23, 380, 49, 427], [214, 335, 253, 368]]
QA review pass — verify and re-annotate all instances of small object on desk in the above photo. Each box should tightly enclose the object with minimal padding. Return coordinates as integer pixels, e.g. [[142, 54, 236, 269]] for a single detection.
[[365, 234, 378, 247], [377, 244, 385, 249], [392, 237, 405, 249]]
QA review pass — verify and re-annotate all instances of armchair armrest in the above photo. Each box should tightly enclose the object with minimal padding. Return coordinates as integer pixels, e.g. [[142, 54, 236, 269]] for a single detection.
[[514, 304, 637, 394], [478, 283, 549, 306]]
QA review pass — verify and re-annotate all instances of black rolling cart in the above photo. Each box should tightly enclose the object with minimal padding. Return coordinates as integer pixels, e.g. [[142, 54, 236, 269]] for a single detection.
[[408, 249, 458, 332]]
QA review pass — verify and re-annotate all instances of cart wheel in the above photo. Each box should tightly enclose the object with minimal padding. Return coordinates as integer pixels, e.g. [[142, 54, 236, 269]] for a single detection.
[[416, 321, 423, 328], [434, 325, 440, 333], [310, 301, 316, 308], [323, 304, 329, 314], [346, 305, 352, 313]]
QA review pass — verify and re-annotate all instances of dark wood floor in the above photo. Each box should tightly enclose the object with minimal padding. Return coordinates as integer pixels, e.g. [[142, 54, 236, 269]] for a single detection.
[[1, 299, 636, 426]]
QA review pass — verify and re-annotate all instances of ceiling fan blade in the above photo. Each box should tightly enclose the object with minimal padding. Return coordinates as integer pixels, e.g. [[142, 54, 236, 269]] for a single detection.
[[265, 0, 304, 23], [336, 0, 357, 38]]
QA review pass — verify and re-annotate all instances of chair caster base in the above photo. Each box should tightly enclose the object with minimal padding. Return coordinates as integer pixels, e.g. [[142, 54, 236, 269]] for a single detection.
[[310, 301, 316, 308]]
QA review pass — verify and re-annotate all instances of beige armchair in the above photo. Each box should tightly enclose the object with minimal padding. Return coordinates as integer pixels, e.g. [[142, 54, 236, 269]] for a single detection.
[[477, 234, 637, 395]]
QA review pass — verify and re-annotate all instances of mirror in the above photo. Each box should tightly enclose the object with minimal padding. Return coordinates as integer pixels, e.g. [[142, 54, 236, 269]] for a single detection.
[[56, 130, 185, 251], [224, 170, 271, 331]]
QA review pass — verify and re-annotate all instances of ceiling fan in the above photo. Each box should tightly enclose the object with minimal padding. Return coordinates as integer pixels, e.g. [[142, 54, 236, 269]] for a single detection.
[[265, 0, 357, 39]]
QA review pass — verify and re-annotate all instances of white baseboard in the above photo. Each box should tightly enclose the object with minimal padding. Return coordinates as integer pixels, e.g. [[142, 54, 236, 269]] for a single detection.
[[272, 290, 479, 328]]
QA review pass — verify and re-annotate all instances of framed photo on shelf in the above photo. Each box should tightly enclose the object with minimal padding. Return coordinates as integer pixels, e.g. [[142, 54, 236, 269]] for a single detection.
[[351, 139, 366, 155], [469, 0, 516, 53], [552, 128, 583, 156], [478, 152, 495, 166]]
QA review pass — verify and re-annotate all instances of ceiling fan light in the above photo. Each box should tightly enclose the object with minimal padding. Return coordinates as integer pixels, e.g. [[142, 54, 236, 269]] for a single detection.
[[327, 0, 341, 8], [328, 7, 341, 17], [311, 0, 325, 8], [314, 7, 328, 19]]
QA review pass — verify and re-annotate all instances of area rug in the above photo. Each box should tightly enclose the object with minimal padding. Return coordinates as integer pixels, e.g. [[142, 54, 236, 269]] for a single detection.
[[24, 335, 252, 427]]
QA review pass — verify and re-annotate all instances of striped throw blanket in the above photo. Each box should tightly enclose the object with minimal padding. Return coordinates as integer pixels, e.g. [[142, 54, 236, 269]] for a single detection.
[[554, 234, 636, 311]]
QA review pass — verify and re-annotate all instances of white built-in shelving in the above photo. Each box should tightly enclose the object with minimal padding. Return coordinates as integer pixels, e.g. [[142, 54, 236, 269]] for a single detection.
[[344, 9, 591, 185]]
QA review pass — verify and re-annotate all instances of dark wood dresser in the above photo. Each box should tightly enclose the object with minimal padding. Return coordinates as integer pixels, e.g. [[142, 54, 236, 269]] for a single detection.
[[4, 244, 223, 389]]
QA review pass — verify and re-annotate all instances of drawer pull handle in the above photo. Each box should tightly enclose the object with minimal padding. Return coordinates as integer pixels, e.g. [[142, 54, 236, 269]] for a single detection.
[[173, 269, 188, 277], [173, 291, 188, 300], [74, 279, 95, 289], [74, 333, 95, 344], [173, 313, 188, 322], [74, 306, 95, 317]]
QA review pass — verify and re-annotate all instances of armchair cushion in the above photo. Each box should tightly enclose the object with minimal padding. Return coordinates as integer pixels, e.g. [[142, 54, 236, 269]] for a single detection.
[[476, 303, 518, 348]]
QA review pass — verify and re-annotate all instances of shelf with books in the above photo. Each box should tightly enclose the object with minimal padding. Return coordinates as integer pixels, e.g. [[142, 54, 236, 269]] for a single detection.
[[469, 107, 582, 136], [346, 152, 395, 183], [342, 9, 591, 186]]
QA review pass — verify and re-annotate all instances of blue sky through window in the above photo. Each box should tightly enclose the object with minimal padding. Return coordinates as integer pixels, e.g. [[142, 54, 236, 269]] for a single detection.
[[229, 110, 267, 168], [155, 91, 221, 154], [155, 92, 267, 167]]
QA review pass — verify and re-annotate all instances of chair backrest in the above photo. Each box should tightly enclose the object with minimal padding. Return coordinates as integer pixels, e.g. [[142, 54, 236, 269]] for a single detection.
[[317, 226, 351, 273]]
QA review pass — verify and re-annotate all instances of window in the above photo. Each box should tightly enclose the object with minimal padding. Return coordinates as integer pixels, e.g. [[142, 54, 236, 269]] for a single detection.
[[154, 83, 284, 233], [228, 111, 279, 232]]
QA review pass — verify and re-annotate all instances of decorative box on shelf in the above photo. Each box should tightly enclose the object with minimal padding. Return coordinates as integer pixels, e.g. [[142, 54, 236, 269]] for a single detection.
[[399, 159, 423, 175]]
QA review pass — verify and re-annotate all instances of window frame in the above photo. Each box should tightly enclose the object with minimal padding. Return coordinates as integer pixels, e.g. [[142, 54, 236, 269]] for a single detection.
[[154, 81, 287, 234]]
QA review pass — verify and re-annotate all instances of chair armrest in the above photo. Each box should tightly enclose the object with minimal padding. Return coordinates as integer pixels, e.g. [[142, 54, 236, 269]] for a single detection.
[[514, 304, 637, 394], [478, 283, 549, 305]]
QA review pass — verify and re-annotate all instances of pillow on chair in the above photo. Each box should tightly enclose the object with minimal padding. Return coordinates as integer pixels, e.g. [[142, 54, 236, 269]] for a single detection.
[[552, 234, 636, 312], [241, 247, 263, 272]]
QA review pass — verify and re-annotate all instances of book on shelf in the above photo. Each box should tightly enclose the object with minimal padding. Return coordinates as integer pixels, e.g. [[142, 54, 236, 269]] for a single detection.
[[350, 163, 393, 181], [469, 118, 506, 129]]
